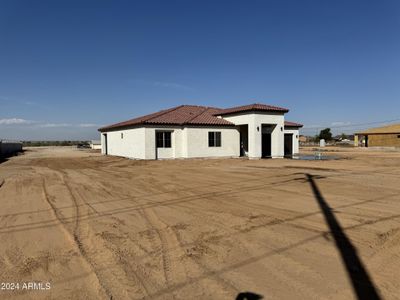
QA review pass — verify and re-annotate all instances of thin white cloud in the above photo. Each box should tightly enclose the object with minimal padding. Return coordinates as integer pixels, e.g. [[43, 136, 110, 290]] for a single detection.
[[331, 121, 352, 126], [0, 119, 96, 128], [304, 122, 353, 129], [37, 123, 100, 128], [302, 124, 322, 129], [0, 96, 44, 110], [0, 118, 33, 125], [79, 123, 98, 127], [38, 123, 72, 128]]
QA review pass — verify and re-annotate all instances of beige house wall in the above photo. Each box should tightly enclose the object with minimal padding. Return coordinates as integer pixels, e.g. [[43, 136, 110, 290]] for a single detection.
[[368, 134, 400, 147]]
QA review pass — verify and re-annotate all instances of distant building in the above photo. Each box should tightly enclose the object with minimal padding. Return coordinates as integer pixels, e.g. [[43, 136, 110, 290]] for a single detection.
[[355, 124, 400, 147], [90, 140, 101, 150], [333, 135, 354, 145], [299, 135, 307, 143], [98, 103, 303, 160]]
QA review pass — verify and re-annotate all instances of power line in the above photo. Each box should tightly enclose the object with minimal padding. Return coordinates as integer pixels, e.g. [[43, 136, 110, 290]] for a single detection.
[[303, 117, 400, 130]]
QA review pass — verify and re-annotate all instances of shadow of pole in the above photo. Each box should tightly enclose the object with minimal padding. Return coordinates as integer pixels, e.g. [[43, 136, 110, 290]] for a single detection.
[[305, 174, 380, 300], [236, 291, 263, 300]]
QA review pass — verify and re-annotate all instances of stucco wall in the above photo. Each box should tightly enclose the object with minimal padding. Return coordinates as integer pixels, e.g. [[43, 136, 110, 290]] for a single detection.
[[101, 127, 146, 159], [284, 128, 300, 154], [144, 126, 239, 159], [368, 134, 400, 147], [144, 127, 184, 159], [185, 127, 239, 158], [223, 112, 285, 158], [91, 144, 102, 150], [101, 126, 239, 159]]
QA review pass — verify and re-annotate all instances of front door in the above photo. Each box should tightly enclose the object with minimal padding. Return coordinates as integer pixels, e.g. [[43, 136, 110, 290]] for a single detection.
[[103, 134, 108, 155], [284, 134, 293, 157], [261, 133, 271, 158]]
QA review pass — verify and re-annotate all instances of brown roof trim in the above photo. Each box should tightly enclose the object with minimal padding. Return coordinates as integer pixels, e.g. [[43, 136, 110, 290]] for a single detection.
[[214, 103, 289, 116], [355, 132, 400, 135], [354, 123, 400, 135], [284, 121, 303, 128]]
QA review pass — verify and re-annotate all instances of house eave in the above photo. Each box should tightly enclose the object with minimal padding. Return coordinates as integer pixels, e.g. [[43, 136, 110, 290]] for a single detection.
[[98, 122, 236, 132]]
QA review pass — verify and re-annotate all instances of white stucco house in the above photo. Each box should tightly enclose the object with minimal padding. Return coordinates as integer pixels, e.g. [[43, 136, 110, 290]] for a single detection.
[[98, 103, 302, 160], [90, 140, 102, 150]]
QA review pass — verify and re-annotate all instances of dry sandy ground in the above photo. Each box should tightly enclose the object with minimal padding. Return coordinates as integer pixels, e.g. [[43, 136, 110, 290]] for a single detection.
[[0, 146, 399, 300]]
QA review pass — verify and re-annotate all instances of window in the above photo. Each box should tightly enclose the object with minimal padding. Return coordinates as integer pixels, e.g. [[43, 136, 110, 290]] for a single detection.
[[121, 133, 124, 139], [156, 131, 171, 148], [208, 132, 221, 147]]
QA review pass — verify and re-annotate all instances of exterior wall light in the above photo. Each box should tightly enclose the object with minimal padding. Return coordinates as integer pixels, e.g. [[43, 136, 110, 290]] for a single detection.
[[257, 126, 259, 131], [280, 127, 283, 131]]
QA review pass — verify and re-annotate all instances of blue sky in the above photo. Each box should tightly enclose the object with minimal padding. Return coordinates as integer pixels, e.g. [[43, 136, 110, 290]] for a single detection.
[[1, 0, 399, 140]]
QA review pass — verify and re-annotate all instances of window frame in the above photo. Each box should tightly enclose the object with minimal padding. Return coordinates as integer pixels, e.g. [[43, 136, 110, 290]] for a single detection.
[[208, 131, 221, 147], [156, 131, 172, 148]]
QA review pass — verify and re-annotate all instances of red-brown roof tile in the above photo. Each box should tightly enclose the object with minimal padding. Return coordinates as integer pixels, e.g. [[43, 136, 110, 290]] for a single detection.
[[214, 103, 289, 116], [284, 121, 303, 128], [98, 105, 234, 131], [99, 103, 294, 131]]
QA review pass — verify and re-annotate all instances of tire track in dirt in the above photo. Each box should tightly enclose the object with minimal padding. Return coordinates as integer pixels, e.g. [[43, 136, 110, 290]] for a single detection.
[[141, 207, 188, 298], [0, 174, 298, 233], [141, 200, 329, 297], [94, 211, 164, 297], [140, 205, 240, 298], [60, 172, 140, 299], [49, 170, 152, 298], [135, 178, 246, 296], [173, 225, 240, 297], [172, 201, 326, 293], [65, 168, 157, 259], [59, 170, 161, 299], [41, 176, 111, 299]]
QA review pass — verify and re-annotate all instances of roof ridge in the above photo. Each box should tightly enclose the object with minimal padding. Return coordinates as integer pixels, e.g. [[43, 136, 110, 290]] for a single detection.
[[181, 104, 223, 109], [213, 102, 289, 116], [144, 105, 185, 123], [184, 106, 210, 124]]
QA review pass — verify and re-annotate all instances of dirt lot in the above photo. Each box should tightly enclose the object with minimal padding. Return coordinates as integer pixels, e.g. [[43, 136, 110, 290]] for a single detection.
[[0, 146, 399, 300]]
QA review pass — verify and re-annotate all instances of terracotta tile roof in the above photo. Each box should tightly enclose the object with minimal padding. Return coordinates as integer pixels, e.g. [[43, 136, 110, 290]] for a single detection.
[[98, 105, 234, 131], [214, 103, 289, 116], [284, 121, 303, 128], [99, 103, 294, 131]]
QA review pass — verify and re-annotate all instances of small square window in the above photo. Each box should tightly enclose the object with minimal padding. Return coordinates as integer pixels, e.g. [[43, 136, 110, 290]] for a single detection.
[[156, 131, 172, 148], [208, 132, 221, 147]]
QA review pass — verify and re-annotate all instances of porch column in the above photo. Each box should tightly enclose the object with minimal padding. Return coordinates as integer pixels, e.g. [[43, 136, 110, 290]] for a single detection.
[[354, 135, 359, 147], [248, 121, 261, 159]]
